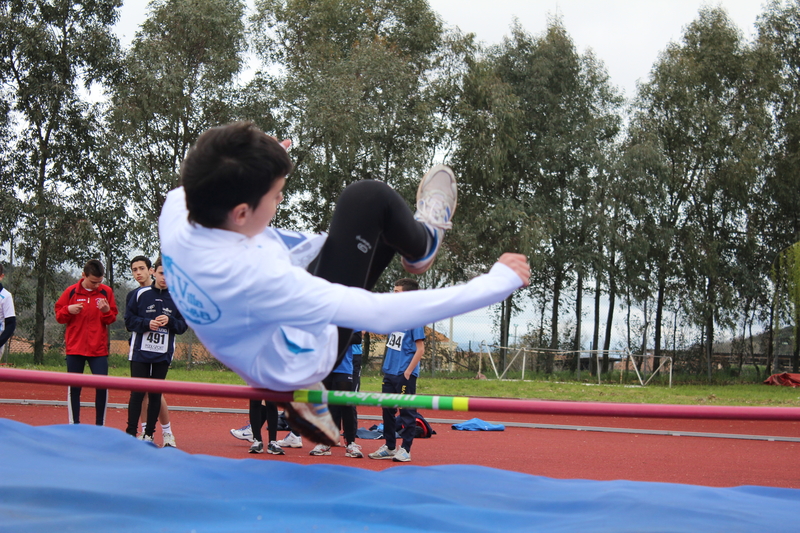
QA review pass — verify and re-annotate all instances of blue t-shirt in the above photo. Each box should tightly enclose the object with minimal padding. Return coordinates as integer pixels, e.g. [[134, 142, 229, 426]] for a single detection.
[[333, 344, 354, 375], [382, 327, 424, 377]]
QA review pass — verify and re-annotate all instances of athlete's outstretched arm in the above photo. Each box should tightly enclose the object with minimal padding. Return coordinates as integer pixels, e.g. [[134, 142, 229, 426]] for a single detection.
[[331, 259, 528, 334]]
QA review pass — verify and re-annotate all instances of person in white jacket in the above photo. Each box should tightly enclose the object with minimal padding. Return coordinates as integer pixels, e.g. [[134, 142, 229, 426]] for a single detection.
[[159, 121, 530, 445]]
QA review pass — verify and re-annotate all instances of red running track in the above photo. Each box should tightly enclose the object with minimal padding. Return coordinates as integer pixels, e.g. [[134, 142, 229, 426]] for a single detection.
[[1, 381, 798, 489]]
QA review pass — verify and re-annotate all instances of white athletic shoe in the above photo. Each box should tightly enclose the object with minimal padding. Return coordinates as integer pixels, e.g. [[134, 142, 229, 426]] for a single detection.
[[368, 444, 396, 460], [162, 433, 177, 448], [230, 423, 254, 443], [345, 442, 364, 458], [392, 447, 411, 462], [283, 383, 339, 447], [276, 432, 303, 448], [401, 164, 457, 275], [309, 444, 331, 456]]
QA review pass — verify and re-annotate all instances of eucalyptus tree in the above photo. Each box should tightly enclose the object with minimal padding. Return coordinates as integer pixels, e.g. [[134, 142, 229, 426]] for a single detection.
[[452, 20, 621, 370], [757, 1, 800, 371], [110, 0, 246, 253], [0, 96, 19, 256], [250, 0, 444, 233], [757, 0, 800, 251], [629, 7, 769, 377], [0, 0, 121, 362]]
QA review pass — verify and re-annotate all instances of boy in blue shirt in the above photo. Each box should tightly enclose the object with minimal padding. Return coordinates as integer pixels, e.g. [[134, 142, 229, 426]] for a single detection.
[[368, 279, 425, 463]]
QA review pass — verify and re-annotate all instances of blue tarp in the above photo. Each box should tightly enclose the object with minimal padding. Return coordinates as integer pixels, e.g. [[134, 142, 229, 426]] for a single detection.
[[451, 417, 505, 431], [1, 418, 798, 533]]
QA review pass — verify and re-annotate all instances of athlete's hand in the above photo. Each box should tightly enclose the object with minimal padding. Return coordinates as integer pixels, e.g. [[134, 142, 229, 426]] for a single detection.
[[498, 253, 530, 287], [149, 319, 161, 331], [155, 314, 169, 327], [97, 298, 110, 314], [68, 303, 84, 315]]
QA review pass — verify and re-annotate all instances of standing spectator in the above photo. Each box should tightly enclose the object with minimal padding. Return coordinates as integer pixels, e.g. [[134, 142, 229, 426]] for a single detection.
[[55, 259, 118, 425], [127, 256, 177, 446], [368, 278, 425, 463], [309, 331, 363, 458], [125, 257, 188, 445], [0, 264, 16, 357], [247, 400, 284, 455], [349, 332, 363, 437]]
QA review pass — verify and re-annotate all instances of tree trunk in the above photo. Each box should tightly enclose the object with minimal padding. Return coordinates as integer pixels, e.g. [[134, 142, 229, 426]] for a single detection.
[[592, 274, 601, 376], [793, 318, 799, 373], [572, 270, 583, 373], [501, 294, 513, 370], [33, 240, 49, 365], [602, 272, 616, 354], [766, 300, 774, 375], [547, 269, 563, 374], [705, 277, 715, 381], [640, 297, 648, 372], [653, 275, 666, 375]]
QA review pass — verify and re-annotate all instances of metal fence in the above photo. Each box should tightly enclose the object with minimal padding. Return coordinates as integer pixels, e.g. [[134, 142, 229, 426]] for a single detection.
[[2, 315, 795, 383]]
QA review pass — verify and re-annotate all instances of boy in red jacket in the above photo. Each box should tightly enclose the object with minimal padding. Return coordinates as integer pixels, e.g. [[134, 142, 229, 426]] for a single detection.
[[55, 259, 118, 425]]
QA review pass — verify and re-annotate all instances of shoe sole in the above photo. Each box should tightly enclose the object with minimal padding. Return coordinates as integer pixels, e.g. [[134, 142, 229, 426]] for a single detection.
[[249, 448, 264, 454], [283, 402, 338, 447], [416, 164, 457, 217], [345, 453, 363, 458], [402, 165, 457, 275], [267, 449, 285, 455], [368, 454, 396, 460], [276, 442, 303, 448], [309, 450, 331, 456]]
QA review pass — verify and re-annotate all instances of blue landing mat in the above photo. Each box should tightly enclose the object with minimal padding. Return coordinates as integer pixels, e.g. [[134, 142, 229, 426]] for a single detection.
[[0, 418, 798, 532]]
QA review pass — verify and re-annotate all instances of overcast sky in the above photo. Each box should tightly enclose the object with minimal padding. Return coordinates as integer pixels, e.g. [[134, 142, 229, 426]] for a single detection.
[[116, 0, 767, 100]]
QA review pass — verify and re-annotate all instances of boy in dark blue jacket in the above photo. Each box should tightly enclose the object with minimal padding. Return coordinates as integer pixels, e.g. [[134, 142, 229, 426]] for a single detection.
[[125, 257, 188, 444]]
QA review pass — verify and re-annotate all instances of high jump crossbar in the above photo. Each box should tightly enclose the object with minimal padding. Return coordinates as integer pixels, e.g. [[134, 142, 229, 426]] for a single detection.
[[1, 368, 799, 421]]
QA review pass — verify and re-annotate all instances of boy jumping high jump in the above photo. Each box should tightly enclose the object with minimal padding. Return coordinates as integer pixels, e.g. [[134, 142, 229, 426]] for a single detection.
[[158, 121, 530, 445]]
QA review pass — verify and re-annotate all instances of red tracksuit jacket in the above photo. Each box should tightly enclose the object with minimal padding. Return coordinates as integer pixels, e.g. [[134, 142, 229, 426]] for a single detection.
[[54, 281, 118, 356]]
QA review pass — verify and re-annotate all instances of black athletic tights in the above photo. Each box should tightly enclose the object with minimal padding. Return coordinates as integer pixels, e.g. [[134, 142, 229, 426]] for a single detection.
[[309, 179, 429, 363], [250, 401, 279, 443], [126, 361, 170, 437]]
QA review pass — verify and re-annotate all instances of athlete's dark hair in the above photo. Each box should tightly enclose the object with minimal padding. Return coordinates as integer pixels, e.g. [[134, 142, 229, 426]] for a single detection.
[[83, 259, 104, 278], [130, 255, 151, 269], [181, 121, 293, 229], [152, 256, 163, 270], [394, 278, 419, 292]]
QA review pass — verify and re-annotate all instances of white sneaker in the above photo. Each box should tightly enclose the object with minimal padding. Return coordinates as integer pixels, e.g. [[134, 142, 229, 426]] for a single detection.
[[309, 444, 331, 456], [249, 440, 264, 454], [345, 442, 363, 458], [401, 165, 457, 275], [368, 444, 396, 460], [276, 432, 303, 448], [230, 423, 254, 443], [283, 383, 339, 446], [162, 432, 177, 448], [392, 447, 411, 462]]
